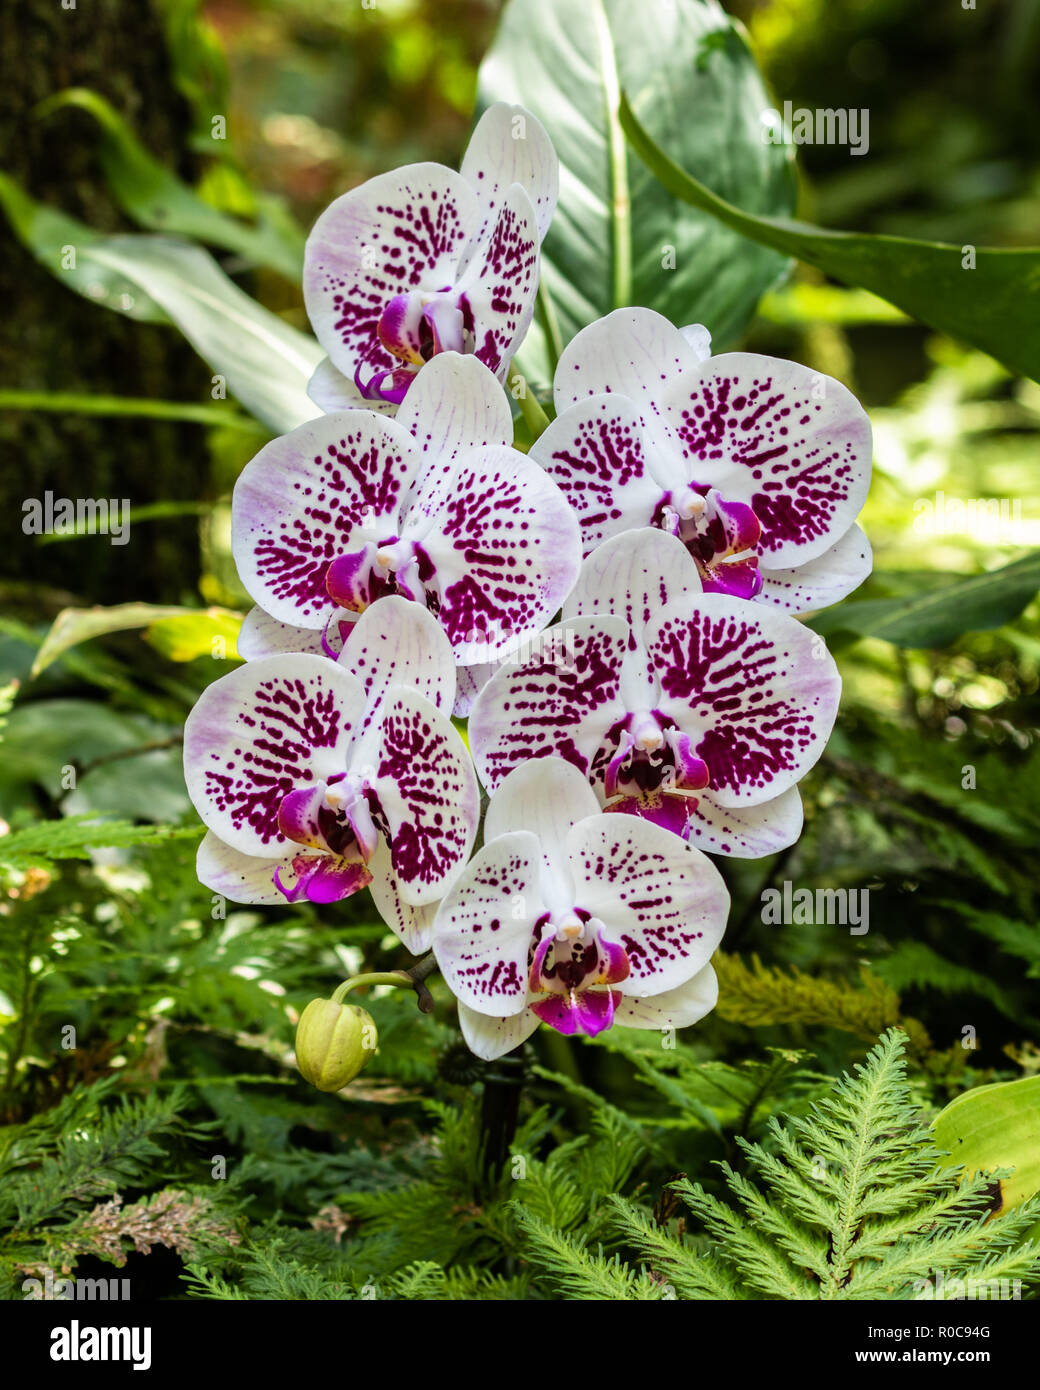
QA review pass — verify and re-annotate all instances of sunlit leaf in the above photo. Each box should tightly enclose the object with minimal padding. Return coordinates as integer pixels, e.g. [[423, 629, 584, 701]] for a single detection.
[[807, 552, 1040, 647], [477, 0, 794, 384], [620, 91, 1040, 382]]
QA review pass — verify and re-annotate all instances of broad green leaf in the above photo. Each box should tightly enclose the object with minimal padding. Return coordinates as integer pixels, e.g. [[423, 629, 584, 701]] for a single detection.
[[476, 0, 794, 384], [807, 552, 1040, 648], [0, 388, 261, 433], [37, 88, 304, 280], [145, 609, 242, 662], [620, 92, 1040, 382], [0, 173, 322, 432], [31, 602, 238, 677], [934, 1077, 1040, 1212]]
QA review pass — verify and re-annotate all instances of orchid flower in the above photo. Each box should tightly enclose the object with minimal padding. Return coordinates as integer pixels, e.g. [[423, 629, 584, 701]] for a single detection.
[[469, 527, 842, 856], [184, 597, 478, 950], [432, 758, 728, 1059], [530, 307, 873, 613], [231, 352, 581, 708], [303, 102, 558, 411]]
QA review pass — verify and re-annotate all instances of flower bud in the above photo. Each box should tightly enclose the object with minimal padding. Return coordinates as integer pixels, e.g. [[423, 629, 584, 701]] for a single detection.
[[295, 998, 377, 1092]]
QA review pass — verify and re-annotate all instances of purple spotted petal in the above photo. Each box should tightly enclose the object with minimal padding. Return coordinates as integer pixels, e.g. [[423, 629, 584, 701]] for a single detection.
[[303, 163, 479, 383], [453, 183, 539, 379], [370, 688, 479, 905], [457, 1001, 540, 1061], [659, 354, 872, 567], [684, 785, 804, 858], [758, 523, 872, 615], [232, 412, 421, 629], [564, 814, 729, 995], [530, 395, 672, 553], [614, 964, 718, 1030], [553, 307, 711, 413], [460, 101, 559, 243], [395, 351, 513, 465], [531, 987, 619, 1037], [469, 616, 630, 792], [306, 357, 399, 416], [408, 443, 581, 664], [183, 654, 365, 856], [563, 528, 701, 651], [431, 831, 545, 1016], [367, 841, 438, 953], [237, 606, 334, 661], [339, 595, 456, 727], [645, 592, 841, 808]]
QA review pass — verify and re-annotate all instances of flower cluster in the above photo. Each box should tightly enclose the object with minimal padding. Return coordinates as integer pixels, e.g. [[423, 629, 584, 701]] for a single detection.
[[184, 105, 873, 1060]]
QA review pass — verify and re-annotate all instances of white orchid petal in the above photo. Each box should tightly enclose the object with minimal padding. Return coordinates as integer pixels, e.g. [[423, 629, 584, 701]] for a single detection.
[[564, 814, 729, 996], [658, 353, 873, 567], [684, 785, 803, 858], [614, 963, 718, 1029], [432, 830, 544, 1016], [457, 1000, 540, 1060], [553, 307, 712, 413], [183, 654, 364, 856], [469, 615, 629, 794], [461, 101, 559, 243], [646, 592, 841, 809], [758, 523, 873, 614]]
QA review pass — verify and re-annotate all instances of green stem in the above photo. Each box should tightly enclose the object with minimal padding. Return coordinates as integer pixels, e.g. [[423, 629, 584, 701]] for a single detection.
[[332, 951, 439, 1013], [508, 368, 552, 441], [535, 277, 564, 377], [593, 0, 631, 309]]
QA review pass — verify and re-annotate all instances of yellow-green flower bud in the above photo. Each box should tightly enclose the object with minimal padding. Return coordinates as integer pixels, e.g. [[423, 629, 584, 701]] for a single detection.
[[295, 998, 377, 1092]]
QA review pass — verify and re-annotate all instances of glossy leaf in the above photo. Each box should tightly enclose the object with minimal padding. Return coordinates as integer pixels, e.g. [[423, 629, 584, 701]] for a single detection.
[[620, 91, 1040, 382], [476, 0, 795, 385], [934, 1076, 1040, 1212], [807, 552, 1040, 648]]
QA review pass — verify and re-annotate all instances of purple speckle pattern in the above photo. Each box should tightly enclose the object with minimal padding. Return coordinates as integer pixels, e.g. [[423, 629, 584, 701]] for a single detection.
[[198, 669, 349, 848], [537, 397, 659, 552], [241, 421, 414, 626], [375, 694, 475, 892], [464, 194, 538, 377], [648, 604, 828, 800], [669, 365, 862, 553], [307, 170, 472, 384], [470, 619, 628, 791], [434, 838, 539, 1011]]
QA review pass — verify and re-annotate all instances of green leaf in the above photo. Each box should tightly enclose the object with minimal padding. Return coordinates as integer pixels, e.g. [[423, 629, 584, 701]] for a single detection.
[[37, 88, 304, 280], [0, 173, 322, 432], [619, 91, 1040, 382], [476, 0, 794, 383], [934, 1077, 1040, 1212], [0, 389, 261, 433], [806, 552, 1040, 647], [144, 609, 243, 662], [31, 603, 239, 677]]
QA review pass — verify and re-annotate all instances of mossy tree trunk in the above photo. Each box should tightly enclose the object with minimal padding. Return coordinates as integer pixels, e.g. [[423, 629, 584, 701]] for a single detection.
[[0, 0, 209, 609]]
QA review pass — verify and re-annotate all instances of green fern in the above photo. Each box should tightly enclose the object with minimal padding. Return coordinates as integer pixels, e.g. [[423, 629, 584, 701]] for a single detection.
[[713, 952, 932, 1053], [0, 815, 202, 868], [515, 1030, 1040, 1300]]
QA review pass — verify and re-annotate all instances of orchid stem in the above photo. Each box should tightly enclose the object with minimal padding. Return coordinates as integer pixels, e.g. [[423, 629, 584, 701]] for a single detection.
[[332, 951, 439, 1013], [507, 367, 552, 442]]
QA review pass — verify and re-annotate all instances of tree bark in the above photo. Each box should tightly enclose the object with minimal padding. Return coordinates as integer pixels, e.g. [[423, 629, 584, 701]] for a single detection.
[[0, 0, 208, 608]]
